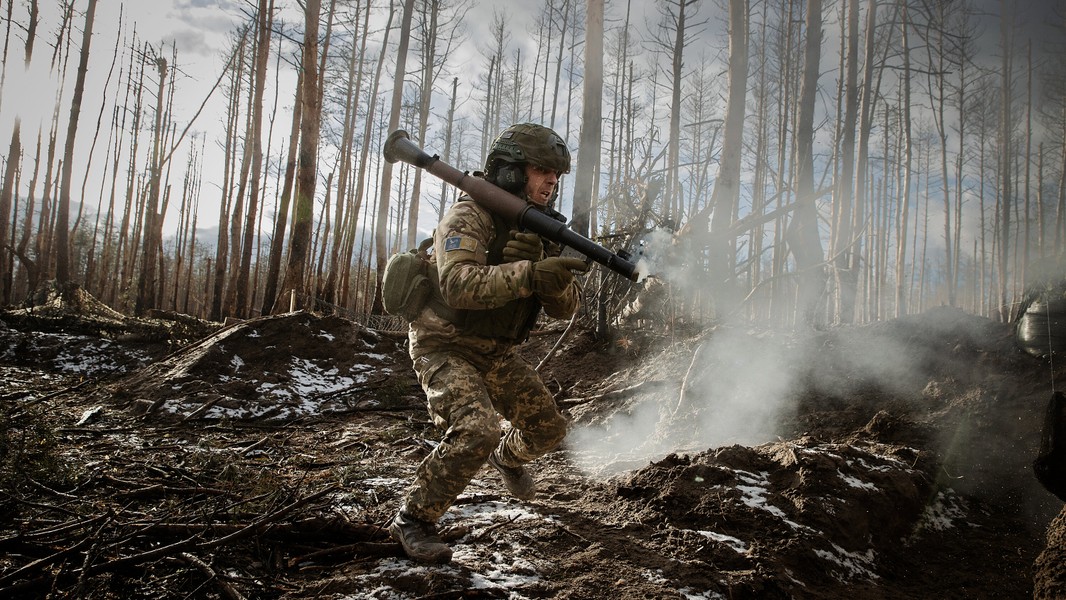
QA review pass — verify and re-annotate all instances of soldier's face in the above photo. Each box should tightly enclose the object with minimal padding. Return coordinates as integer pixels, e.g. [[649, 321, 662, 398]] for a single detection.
[[524, 164, 560, 206]]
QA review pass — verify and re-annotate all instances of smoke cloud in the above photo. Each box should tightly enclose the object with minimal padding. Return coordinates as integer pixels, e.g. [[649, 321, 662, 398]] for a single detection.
[[565, 230, 975, 476], [567, 324, 808, 475], [566, 316, 958, 476]]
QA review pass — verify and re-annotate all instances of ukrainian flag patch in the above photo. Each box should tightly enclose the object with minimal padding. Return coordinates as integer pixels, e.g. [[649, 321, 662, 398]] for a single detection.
[[444, 236, 477, 252]]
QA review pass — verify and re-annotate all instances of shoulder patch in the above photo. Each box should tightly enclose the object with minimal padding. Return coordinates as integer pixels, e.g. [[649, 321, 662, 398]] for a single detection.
[[444, 236, 478, 253]]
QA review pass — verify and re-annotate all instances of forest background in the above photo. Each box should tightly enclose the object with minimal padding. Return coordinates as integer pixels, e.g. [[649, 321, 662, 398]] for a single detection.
[[0, 0, 1063, 330]]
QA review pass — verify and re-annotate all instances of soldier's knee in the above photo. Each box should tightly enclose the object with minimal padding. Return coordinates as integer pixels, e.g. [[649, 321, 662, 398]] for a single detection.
[[543, 412, 568, 448], [524, 410, 567, 451], [471, 426, 501, 459], [452, 413, 501, 460]]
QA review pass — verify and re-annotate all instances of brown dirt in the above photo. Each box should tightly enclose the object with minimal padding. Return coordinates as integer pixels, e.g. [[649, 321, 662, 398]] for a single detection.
[[1, 302, 1064, 599]]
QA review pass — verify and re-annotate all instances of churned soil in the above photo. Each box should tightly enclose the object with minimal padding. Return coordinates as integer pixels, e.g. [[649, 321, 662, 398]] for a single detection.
[[1, 296, 1063, 599]]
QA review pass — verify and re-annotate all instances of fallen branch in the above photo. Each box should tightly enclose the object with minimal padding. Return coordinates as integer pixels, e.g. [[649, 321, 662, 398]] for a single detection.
[[116, 484, 243, 500], [537, 312, 580, 372], [558, 379, 671, 407], [0, 535, 93, 588], [83, 534, 203, 575], [673, 343, 705, 416], [180, 552, 248, 600], [182, 397, 223, 421], [468, 514, 520, 544], [7, 378, 97, 417], [288, 541, 403, 566], [120, 518, 386, 541], [77, 485, 338, 577], [2, 514, 109, 543], [197, 484, 339, 550]]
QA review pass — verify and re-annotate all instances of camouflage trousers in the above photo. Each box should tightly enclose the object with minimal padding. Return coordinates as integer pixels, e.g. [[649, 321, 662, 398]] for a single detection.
[[400, 350, 568, 523]]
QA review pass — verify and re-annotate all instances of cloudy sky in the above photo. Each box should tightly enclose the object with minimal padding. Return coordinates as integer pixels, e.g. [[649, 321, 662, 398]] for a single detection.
[[0, 0, 1062, 240]]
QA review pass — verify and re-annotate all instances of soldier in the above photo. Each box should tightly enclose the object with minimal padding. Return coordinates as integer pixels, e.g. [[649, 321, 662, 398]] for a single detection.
[[388, 123, 587, 563]]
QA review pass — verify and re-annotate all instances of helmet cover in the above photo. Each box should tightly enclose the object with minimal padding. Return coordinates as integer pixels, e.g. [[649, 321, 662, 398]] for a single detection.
[[485, 123, 571, 177]]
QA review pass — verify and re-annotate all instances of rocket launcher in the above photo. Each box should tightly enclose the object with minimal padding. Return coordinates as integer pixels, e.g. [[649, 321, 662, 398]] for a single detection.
[[383, 129, 640, 282]]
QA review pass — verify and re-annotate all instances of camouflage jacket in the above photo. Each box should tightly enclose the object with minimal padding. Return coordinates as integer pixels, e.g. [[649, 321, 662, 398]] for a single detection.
[[408, 197, 581, 365]]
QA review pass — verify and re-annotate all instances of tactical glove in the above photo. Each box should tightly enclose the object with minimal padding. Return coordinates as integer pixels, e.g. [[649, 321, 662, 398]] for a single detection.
[[502, 231, 544, 263], [532, 257, 588, 298]]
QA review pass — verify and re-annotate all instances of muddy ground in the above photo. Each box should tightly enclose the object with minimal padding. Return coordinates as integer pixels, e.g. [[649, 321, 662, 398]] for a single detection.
[[1, 293, 1064, 599]]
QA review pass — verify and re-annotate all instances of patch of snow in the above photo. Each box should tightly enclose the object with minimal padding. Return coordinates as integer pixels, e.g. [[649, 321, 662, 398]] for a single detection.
[[444, 501, 543, 526], [230, 355, 245, 372], [735, 470, 786, 518], [642, 569, 669, 585], [197, 402, 278, 420], [39, 333, 151, 375], [76, 405, 104, 426], [357, 531, 545, 599], [915, 490, 968, 532], [837, 469, 877, 491], [289, 358, 359, 395], [813, 542, 879, 581], [467, 553, 542, 592], [696, 530, 749, 553], [734, 469, 808, 530], [317, 331, 335, 341], [679, 588, 727, 600], [362, 477, 406, 488], [846, 448, 916, 473]]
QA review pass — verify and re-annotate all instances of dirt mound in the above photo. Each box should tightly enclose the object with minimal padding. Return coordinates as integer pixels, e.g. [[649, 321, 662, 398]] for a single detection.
[[109, 311, 418, 421], [1, 282, 218, 347]]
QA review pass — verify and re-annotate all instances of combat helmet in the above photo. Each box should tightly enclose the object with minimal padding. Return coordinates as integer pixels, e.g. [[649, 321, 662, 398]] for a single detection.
[[484, 123, 571, 197]]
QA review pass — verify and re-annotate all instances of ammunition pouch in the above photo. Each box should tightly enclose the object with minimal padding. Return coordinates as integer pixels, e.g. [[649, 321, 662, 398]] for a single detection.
[[382, 239, 459, 323]]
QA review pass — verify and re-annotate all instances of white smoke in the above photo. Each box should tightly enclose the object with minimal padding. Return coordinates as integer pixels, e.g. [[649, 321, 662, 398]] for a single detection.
[[566, 225, 980, 475], [566, 317, 940, 476], [630, 228, 678, 284], [568, 324, 809, 475]]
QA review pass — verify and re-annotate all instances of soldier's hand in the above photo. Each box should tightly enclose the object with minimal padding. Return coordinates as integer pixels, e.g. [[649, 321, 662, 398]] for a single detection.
[[503, 231, 544, 262], [532, 257, 588, 298]]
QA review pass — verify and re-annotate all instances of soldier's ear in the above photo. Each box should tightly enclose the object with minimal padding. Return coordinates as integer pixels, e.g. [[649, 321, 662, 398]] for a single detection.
[[494, 163, 527, 194]]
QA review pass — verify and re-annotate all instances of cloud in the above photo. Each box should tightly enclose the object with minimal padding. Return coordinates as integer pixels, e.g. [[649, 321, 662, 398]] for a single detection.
[[165, 28, 212, 58], [167, 0, 243, 37]]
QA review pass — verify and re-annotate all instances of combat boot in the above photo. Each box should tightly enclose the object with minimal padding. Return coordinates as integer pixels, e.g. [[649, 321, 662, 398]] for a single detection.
[[487, 452, 535, 500], [388, 512, 453, 563]]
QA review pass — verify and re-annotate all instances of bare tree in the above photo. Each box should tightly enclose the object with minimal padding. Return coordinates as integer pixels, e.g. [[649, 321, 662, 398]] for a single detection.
[[261, 58, 303, 315], [706, 0, 749, 308], [571, 0, 603, 238], [0, 0, 31, 302], [831, 0, 860, 323], [893, 0, 913, 318], [785, 0, 826, 325], [233, 0, 274, 318], [211, 30, 248, 320], [997, 0, 1013, 321], [372, 0, 416, 315], [278, 0, 324, 311], [55, 0, 98, 285], [341, 0, 396, 312], [404, 0, 440, 249], [134, 50, 169, 314], [653, 0, 702, 224], [319, 8, 364, 310]]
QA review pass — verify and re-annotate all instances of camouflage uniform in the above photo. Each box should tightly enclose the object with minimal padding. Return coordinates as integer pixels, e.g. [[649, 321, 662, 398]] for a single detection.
[[399, 198, 580, 523]]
